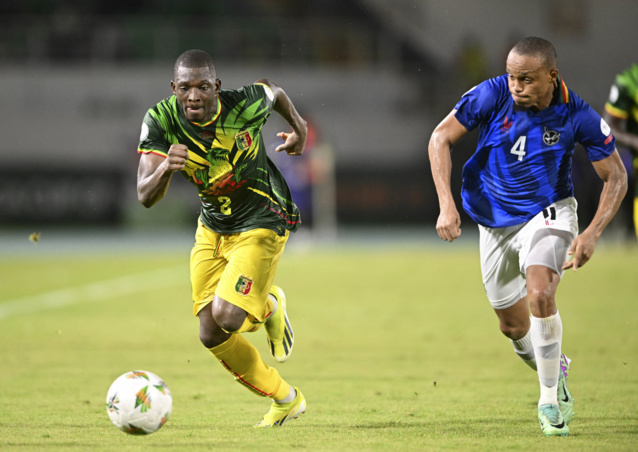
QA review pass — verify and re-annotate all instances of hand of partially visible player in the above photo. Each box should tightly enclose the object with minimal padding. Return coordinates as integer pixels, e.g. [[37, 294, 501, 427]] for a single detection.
[[436, 207, 462, 242], [166, 144, 189, 172], [562, 231, 597, 271], [276, 131, 306, 155]]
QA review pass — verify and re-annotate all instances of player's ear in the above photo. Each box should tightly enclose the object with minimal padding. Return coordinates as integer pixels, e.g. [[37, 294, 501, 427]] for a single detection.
[[215, 78, 222, 92], [170, 80, 176, 94], [549, 69, 559, 84]]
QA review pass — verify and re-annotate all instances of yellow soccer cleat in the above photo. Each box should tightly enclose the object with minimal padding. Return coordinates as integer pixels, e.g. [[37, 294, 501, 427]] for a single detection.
[[265, 285, 294, 363], [254, 387, 306, 428]]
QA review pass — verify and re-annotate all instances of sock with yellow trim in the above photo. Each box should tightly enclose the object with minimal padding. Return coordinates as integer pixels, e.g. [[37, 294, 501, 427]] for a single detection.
[[209, 333, 291, 400]]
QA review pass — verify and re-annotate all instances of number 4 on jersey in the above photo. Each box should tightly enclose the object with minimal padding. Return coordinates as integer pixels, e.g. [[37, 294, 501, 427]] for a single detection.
[[510, 135, 527, 161]]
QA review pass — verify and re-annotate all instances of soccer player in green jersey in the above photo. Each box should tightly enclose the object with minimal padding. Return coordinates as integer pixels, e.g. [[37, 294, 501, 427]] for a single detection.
[[137, 49, 307, 427], [604, 64, 638, 240]]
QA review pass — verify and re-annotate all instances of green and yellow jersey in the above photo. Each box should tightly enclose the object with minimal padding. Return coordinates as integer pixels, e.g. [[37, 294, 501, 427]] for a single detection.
[[605, 63, 638, 137], [137, 83, 300, 235], [605, 64, 638, 198]]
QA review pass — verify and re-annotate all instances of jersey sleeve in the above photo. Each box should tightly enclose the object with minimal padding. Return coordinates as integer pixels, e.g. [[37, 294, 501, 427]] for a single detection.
[[572, 93, 616, 162], [218, 83, 275, 132], [251, 82, 276, 109], [227, 83, 274, 113], [137, 108, 170, 157], [454, 76, 508, 131]]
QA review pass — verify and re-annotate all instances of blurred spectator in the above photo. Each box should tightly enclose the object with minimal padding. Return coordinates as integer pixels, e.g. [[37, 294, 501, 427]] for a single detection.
[[604, 64, 638, 240], [455, 35, 489, 89], [269, 116, 318, 226]]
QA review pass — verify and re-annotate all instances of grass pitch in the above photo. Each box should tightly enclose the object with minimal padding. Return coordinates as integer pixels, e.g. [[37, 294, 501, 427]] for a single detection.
[[0, 233, 637, 451]]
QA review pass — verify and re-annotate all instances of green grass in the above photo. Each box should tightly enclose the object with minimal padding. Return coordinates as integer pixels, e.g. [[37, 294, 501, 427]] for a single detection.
[[0, 240, 637, 451]]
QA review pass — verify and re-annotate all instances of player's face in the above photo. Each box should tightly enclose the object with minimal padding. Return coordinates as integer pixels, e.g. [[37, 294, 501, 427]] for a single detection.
[[506, 52, 557, 111], [171, 66, 221, 123]]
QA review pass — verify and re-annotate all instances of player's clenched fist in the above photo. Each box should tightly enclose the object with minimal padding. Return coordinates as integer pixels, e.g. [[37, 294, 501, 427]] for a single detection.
[[166, 144, 189, 171], [435, 208, 462, 242]]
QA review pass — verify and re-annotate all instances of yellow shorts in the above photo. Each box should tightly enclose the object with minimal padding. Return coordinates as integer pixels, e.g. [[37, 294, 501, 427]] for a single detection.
[[190, 219, 289, 321]]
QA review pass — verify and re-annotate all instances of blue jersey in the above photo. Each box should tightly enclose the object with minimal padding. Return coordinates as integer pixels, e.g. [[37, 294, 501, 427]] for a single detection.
[[454, 74, 615, 228]]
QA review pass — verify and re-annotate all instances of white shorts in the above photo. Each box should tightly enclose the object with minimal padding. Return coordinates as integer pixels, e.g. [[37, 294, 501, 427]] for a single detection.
[[479, 197, 578, 310]]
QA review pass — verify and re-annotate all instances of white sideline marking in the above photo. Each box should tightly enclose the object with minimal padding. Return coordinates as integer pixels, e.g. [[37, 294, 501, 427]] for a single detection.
[[0, 265, 186, 320]]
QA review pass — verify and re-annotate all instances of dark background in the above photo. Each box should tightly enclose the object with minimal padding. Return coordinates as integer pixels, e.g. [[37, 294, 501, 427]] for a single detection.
[[1, 0, 635, 240]]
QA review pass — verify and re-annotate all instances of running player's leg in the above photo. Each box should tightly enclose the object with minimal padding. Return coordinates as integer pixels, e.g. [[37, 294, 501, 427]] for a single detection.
[[526, 263, 562, 407], [201, 300, 293, 397], [526, 263, 569, 436], [198, 302, 293, 400], [524, 198, 577, 426], [215, 228, 294, 363], [481, 221, 569, 435], [494, 298, 536, 370], [525, 229, 574, 428], [480, 223, 535, 367], [198, 228, 303, 427]]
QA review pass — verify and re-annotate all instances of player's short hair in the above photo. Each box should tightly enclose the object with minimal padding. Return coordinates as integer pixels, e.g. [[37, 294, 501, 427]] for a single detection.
[[174, 49, 216, 76], [510, 37, 557, 69]]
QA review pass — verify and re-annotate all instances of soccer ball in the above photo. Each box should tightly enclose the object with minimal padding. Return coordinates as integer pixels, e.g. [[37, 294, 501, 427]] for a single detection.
[[105, 370, 172, 435]]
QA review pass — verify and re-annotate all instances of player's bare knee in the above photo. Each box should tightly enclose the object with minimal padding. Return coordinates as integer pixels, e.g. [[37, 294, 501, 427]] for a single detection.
[[199, 327, 229, 348], [527, 286, 556, 316], [199, 329, 216, 348], [499, 322, 528, 340], [198, 305, 232, 347], [211, 298, 247, 333], [213, 315, 244, 333]]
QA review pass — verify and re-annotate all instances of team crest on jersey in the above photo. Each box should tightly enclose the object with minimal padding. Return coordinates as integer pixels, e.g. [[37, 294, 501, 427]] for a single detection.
[[501, 116, 514, 131], [543, 127, 560, 145], [202, 131, 213, 140], [235, 130, 253, 151], [235, 275, 253, 296]]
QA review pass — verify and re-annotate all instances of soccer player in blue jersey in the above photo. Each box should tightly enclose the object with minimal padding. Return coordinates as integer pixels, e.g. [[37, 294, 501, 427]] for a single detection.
[[428, 37, 627, 436]]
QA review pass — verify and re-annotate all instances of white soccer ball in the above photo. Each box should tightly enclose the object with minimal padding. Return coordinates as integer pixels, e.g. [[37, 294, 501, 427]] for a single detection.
[[105, 370, 172, 435]]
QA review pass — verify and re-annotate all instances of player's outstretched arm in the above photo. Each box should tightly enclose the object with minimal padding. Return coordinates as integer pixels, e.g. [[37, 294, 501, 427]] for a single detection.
[[137, 144, 189, 208], [563, 149, 628, 271], [256, 79, 307, 155], [428, 109, 469, 242]]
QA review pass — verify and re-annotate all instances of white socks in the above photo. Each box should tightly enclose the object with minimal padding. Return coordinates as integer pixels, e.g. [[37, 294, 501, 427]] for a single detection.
[[530, 312, 563, 407], [275, 386, 296, 404], [510, 329, 537, 371], [267, 294, 279, 319]]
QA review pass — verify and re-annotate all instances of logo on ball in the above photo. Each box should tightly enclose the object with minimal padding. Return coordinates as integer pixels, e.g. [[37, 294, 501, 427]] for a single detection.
[[106, 370, 172, 435]]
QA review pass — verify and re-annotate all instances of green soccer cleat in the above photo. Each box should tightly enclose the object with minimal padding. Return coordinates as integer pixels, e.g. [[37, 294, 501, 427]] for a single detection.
[[254, 386, 306, 428], [265, 285, 294, 363], [557, 354, 574, 424], [538, 404, 569, 437]]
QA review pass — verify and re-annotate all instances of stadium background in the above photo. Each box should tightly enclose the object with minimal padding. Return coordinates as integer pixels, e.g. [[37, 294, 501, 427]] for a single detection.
[[1, 4, 637, 449], [1, 0, 637, 245]]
